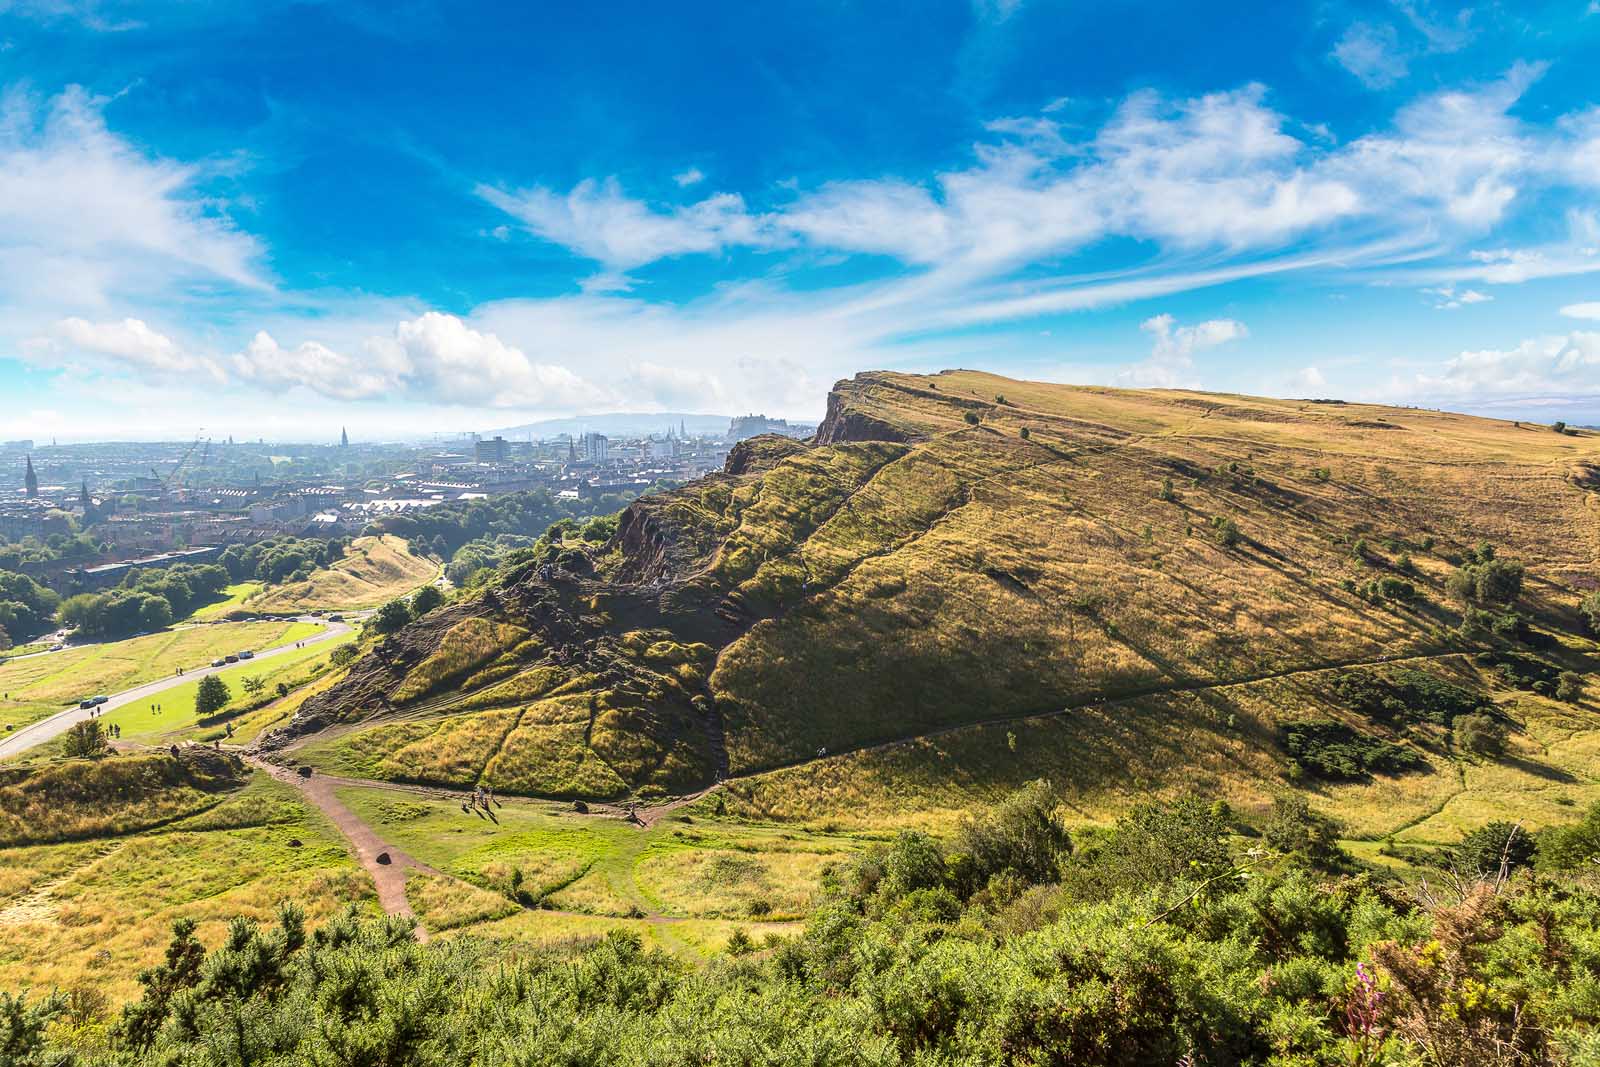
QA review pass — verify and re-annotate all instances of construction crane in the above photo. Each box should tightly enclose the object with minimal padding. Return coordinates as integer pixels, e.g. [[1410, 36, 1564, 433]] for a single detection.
[[160, 432, 205, 492]]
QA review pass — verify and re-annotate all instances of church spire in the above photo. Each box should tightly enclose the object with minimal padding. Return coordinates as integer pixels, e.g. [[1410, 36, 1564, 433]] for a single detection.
[[23, 456, 37, 498], [340, 427, 349, 448], [79, 479, 91, 510]]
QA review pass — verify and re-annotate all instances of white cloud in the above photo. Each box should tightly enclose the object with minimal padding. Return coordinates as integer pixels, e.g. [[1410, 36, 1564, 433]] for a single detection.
[[1404, 331, 1600, 404], [477, 178, 768, 272], [385, 312, 610, 409], [1112, 313, 1249, 388], [1291, 366, 1328, 391], [1561, 301, 1600, 320], [1422, 284, 1492, 309], [1333, 22, 1410, 89], [0, 85, 264, 311], [52, 316, 222, 378], [231, 331, 406, 402], [673, 167, 705, 188]]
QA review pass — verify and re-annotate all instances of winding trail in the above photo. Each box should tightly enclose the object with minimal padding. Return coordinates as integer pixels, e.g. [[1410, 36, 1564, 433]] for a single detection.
[[0, 616, 351, 761], [250, 756, 439, 941]]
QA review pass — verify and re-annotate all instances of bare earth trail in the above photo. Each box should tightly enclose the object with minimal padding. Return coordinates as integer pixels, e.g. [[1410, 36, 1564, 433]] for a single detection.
[[249, 760, 748, 936], [250, 756, 440, 941], [0, 617, 352, 761]]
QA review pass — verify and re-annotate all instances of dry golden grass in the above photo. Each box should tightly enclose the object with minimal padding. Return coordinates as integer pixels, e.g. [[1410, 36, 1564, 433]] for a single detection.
[[286, 370, 1600, 824], [393, 618, 528, 703], [0, 773, 372, 1001], [247, 535, 438, 612], [405, 871, 517, 932]]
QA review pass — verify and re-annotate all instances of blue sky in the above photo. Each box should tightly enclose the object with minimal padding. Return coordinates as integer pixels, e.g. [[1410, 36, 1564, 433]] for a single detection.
[[2, 0, 1600, 440]]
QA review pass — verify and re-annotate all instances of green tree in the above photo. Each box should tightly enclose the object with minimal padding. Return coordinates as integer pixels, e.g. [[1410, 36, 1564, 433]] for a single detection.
[[1453, 712, 1507, 759], [962, 411, 980, 426], [195, 674, 231, 717], [116, 917, 206, 1051], [410, 584, 444, 617], [1262, 795, 1352, 872], [1556, 671, 1583, 703], [241, 675, 266, 697], [372, 598, 412, 634], [0, 991, 66, 1067], [62, 718, 106, 759]]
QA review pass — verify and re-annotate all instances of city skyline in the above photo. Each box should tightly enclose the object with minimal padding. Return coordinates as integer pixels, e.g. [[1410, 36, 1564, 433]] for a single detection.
[[3, 0, 1600, 439]]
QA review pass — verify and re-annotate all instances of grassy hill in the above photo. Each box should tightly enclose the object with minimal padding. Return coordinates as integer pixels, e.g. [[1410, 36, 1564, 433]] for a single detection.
[[245, 534, 438, 613], [262, 371, 1600, 833]]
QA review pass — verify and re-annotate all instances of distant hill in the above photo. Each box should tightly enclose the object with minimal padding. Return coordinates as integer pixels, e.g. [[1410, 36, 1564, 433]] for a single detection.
[[483, 413, 734, 439], [268, 370, 1600, 834]]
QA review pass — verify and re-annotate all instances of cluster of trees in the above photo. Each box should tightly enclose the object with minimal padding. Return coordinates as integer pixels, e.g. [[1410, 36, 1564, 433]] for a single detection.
[[1446, 542, 1524, 606], [218, 537, 349, 585], [0, 570, 61, 646], [364, 489, 645, 586], [371, 583, 446, 635], [0, 529, 102, 572], [57, 564, 230, 640], [5, 785, 1600, 1064]]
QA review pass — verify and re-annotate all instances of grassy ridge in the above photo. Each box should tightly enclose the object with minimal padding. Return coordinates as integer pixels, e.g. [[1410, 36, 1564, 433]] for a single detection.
[[287, 371, 1600, 819], [246, 534, 437, 613]]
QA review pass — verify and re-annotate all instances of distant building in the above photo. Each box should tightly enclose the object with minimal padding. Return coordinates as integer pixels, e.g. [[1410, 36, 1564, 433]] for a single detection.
[[726, 414, 795, 441], [475, 436, 511, 464], [340, 427, 349, 448], [24, 456, 38, 498], [580, 432, 609, 463]]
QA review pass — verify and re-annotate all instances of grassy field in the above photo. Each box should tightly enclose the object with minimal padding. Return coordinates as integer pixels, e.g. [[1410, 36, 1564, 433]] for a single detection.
[[0, 620, 324, 733], [186, 581, 263, 621], [331, 782, 861, 953], [246, 535, 437, 613], [0, 770, 373, 1002], [101, 630, 356, 743]]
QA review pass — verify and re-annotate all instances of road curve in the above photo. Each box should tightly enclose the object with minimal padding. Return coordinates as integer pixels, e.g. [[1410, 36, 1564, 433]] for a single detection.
[[0, 616, 351, 761]]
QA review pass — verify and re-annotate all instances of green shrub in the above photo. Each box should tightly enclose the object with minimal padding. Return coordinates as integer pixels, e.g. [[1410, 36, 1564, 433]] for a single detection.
[[1452, 712, 1507, 759], [1281, 721, 1423, 779], [1446, 821, 1534, 877], [1582, 591, 1600, 635], [1262, 795, 1352, 872]]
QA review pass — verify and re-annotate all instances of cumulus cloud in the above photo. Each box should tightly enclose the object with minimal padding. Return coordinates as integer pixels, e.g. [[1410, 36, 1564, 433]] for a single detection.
[[230, 331, 406, 401], [52, 316, 222, 378], [226, 313, 610, 410], [673, 167, 705, 187], [1561, 301, 1600, 320], [1113, 313, 1249, 388], [1406, 331, 1600, 404]]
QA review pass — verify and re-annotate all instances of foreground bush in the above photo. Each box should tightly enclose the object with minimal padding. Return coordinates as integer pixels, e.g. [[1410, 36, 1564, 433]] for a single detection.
[[10, 784, 1600, 1065]]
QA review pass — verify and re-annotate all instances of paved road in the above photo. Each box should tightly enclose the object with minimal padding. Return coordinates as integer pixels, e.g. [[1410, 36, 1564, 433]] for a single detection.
[[0, 616, 352, 760]]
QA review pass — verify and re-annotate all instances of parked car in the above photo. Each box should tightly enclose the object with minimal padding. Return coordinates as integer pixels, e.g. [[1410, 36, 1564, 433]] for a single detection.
[[211, 658, 226, 667], [224, 654, 239, 663], [238, 650, 254, 660], [80, 695, 108, 708], [326, 613, 344, 622], [49, 644, 63, 652]]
